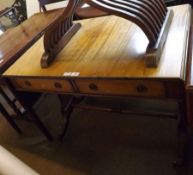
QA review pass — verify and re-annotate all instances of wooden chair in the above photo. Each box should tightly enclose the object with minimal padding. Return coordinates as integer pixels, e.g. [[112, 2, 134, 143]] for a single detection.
[[38, 0, 109, 19]]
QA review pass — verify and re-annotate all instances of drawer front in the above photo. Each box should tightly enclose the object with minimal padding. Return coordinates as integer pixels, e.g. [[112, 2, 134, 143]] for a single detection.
[[11, 78, 73, 93], [75, 79, 165, 97]]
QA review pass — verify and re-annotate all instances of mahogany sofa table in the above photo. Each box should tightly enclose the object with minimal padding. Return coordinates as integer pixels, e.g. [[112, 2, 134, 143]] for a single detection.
[[2, 4, 192, 163]]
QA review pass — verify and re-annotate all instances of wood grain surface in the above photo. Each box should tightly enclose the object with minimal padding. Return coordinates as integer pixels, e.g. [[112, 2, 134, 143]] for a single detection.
[[3, 5, 191, 80], [0, 9, 63, 73]]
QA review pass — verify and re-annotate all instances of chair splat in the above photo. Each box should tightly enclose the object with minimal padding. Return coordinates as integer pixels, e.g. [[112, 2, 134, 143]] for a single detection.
[[41, 0, 82, 68]]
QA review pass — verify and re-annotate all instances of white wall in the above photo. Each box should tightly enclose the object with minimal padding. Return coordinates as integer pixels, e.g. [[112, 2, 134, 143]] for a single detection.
[[26, 0, 40, 17], [26, 0, 68, 17]]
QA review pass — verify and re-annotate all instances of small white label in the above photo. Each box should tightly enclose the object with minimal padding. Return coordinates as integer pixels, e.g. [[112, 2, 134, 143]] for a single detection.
[[63, 72, 72, 76], [63, 72, 80, 77]]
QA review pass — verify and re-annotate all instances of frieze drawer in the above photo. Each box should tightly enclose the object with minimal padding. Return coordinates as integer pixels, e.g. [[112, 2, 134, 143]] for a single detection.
[[75, 79, 165, 97], [11, 78, 73, 93]]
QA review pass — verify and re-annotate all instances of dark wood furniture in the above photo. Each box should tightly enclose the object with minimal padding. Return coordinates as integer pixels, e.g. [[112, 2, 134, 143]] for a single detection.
[[0, 10, 66, 140], [2, 4, 192, 164], [0, 9, 63, 74], [0, 5, 21, 134], [40, 0, 174, 68]]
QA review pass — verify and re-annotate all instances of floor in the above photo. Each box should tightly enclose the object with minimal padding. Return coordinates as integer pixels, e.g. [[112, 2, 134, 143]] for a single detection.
[[0, 94, 193, 175]]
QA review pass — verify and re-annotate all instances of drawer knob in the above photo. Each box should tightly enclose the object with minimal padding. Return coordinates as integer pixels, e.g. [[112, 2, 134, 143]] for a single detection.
[[89, 83, 98, 91], [24, 80, 32, 87], [54, 82, 62, 89], [136, 84, 148, 93]]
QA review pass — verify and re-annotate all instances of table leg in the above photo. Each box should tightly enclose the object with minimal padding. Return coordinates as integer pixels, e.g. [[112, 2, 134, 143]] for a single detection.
[[58, 95, 75, 140], [57, 95, 74, 116], [174, 99, 189, 167], [0, 103, 22, 134], [58, 95, 84, 140]]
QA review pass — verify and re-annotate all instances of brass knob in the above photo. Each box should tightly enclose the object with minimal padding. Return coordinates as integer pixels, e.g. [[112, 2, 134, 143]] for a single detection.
[[54, 82, 62, 89], [136, 84, 148, 93], [89, 83, 98, 91], [24, 81, 31, 87]]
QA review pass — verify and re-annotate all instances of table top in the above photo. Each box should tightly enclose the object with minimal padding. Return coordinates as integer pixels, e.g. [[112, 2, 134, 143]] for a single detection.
[[3, 5, 191, 80]]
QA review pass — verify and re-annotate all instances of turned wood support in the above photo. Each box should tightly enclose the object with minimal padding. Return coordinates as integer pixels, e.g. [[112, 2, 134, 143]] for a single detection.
[[41, 0, 173, 68]]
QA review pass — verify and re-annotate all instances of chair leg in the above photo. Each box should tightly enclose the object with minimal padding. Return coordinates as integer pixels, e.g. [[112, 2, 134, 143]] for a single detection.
[[57, 95, 74, 116], [58, 104, 74, 141], [0, 103, 22, 134], [58, 95, 84, 141]]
